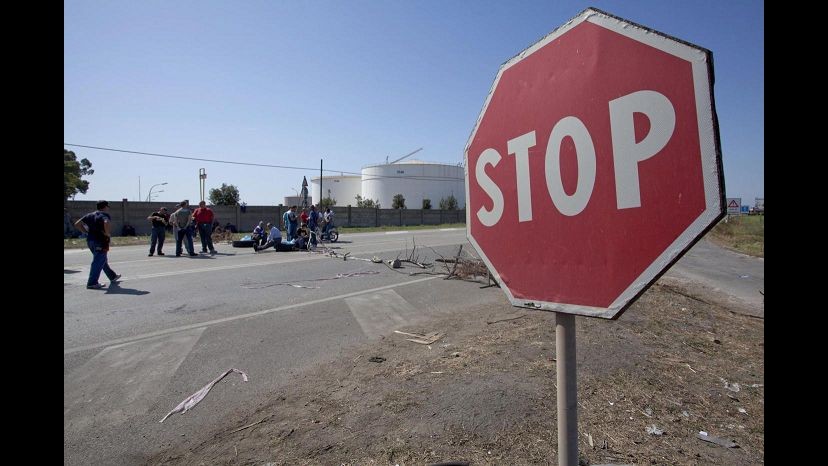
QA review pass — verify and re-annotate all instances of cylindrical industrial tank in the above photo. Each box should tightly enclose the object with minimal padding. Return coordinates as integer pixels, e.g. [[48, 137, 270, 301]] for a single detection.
[[360, 161, 465, 209], [310, 175, 362, 206]]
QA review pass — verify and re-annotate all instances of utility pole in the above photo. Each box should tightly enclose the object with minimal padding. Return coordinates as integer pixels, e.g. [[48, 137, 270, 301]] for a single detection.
[[319, 159, 323, 206], [199, 168, 207, 202]]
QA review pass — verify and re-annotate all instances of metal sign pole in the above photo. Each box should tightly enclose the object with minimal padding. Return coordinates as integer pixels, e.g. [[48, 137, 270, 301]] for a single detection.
[[556, 312, 578, 466]]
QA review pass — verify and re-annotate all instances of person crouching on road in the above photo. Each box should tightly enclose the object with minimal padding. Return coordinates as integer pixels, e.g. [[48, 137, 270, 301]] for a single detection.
[[252, 221, 267, 247], [254, 222, 286, 252]]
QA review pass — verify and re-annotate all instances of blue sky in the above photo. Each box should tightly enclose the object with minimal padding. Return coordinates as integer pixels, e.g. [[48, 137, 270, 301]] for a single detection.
[[64, 0, 763, 206]]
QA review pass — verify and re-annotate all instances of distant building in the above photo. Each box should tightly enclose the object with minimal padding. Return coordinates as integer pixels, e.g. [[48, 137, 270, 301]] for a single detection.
[[310, 175, 361, 207], [283, 195, 312, 207], [309, 161, 465, 208]]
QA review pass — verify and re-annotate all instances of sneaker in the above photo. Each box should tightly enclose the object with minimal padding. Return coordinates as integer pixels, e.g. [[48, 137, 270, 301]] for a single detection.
[[201, 249, 208, 253], [188, 253, 198, 257], [157, 252, 165, 256], [148, 253, 154, 257], [86, 283, 105, 289], [111, 274, 122, 283], [210, 250, 216, 255]]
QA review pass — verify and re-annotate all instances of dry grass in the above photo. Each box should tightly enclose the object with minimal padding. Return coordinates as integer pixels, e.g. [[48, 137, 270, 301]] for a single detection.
[[708, 215, 764, 257], [152, 280, 763, 465]]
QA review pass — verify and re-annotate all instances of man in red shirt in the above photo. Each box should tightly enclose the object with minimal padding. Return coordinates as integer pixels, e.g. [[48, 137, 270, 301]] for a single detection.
[[192, 201, 217, 255]]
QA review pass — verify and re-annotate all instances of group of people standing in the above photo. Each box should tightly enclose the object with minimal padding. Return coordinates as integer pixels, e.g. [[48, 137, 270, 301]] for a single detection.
[[146, 200, 218, 257], [280, 204, 335, 246], [75, 200, 336, 290]]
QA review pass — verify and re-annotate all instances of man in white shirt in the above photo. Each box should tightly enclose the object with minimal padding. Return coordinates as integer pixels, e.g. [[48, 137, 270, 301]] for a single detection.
[[253, 224, 284, 252]]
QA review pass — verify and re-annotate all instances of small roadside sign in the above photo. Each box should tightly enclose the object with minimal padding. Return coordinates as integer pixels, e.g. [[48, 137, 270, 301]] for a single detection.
[[727, 198, 741, 215]]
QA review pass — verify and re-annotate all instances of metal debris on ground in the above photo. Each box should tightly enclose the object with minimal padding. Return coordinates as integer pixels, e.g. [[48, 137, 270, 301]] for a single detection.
[[393, 330, 443, 345], [696, 431, 738, 448], [159, 368, 249, 423], [242, 270, 380, 289], [228, 416, 270, 434], [486, 314, 527, 324]]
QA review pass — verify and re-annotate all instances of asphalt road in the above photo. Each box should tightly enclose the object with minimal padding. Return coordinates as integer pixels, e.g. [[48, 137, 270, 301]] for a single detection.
[[64, 228, 764, 465], [64, 228, 504, 465]]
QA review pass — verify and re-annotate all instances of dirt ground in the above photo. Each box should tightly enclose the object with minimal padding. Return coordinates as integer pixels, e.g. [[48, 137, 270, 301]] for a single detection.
[[150, 275, 764, 465]]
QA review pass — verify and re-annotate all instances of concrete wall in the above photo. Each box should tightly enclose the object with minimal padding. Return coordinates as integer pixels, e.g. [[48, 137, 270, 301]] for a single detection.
[[65, 200, 465, 235]]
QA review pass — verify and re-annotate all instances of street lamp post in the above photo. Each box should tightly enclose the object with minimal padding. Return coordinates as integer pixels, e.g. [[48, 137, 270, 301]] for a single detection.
[[146, 182, 168, 202]]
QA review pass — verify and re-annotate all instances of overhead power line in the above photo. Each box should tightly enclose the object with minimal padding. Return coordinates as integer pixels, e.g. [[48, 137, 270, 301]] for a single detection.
[[64, 143, 463, 182]]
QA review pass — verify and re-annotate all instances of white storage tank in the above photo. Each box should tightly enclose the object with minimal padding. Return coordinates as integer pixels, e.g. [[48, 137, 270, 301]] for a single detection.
[[310, 175, 362, 206], [361, 160, 465, 209]]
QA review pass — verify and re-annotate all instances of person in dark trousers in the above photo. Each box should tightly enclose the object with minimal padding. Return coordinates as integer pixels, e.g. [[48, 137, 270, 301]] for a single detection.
[[308, 205, 320, 246], [147, 207, 169, 256], [192, 201, 217, 255], [75, 200, 121, 289], [171, 200, 197, 257]]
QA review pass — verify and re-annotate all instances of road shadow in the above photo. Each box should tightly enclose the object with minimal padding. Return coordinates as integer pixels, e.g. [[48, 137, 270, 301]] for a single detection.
[[105, 282, 150, 295], [64, 269, 81, 274]]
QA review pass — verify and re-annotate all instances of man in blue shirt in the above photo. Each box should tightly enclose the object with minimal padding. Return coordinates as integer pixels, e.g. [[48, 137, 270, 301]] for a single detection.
[[75, 200, 121, 289]]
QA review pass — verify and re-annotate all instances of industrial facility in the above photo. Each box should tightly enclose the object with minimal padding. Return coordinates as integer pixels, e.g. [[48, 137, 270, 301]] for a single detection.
[[310, 150, 465, 209]]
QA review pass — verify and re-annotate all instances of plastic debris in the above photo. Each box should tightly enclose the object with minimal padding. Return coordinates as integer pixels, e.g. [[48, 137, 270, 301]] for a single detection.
[[393, 330, 443, 345], [159, 368, 249, 423], [646, 424, 664, 436], [720, 377, 741, 392], [696, 431, 738, 448]]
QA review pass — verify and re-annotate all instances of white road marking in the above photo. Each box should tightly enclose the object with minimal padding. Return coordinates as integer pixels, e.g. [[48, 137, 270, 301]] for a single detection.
[[64, 327, 205, 431], [64, 275, 439, 355], [346, 289, 427, 338]]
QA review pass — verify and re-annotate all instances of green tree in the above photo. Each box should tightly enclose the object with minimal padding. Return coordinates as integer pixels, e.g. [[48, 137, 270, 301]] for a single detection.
[[64, 149, 94, 201], [209, 183, 241, 205], [355, 194, 380, 208], [422, 198, 432, 209], [439, 194, 458, 210], [392, 193, 406, 209], [319, 196, 337, 209]]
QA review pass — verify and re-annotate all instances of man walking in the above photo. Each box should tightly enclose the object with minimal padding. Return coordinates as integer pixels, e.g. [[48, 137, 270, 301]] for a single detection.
[[193, 201, 217, 255], [147, 206, 169, 256], [75, 200, 121, 289]]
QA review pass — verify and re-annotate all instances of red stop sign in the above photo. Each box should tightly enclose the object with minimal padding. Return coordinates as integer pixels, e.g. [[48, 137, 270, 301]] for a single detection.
[[465, 8, 724, 319]]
